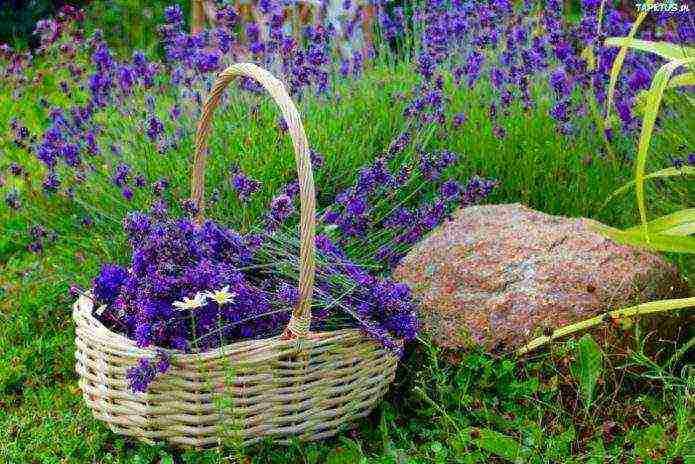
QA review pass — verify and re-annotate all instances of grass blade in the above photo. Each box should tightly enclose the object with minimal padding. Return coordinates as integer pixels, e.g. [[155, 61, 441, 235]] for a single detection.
[[592, 223, 695, 253], [604, 38, 695, 61], [603, 166, 694, 206], [633, 57, 695, 238], [668, 72, 695, 88], [604, 2, 653, 122], [625, 209, 695, 236], [518, 297, 695, 356], [459, 427, 529, 462]]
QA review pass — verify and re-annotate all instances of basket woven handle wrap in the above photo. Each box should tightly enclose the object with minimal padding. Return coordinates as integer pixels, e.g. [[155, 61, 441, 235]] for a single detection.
[[190, 63, 316, 339]]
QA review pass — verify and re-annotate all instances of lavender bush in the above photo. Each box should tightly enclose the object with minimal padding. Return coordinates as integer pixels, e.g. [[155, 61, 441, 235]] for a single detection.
[[2, 1, 691, 214]]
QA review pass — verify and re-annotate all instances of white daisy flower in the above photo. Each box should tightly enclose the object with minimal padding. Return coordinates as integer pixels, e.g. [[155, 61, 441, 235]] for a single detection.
[[206, 286, 237, 306], [172, 292, 208, 311]]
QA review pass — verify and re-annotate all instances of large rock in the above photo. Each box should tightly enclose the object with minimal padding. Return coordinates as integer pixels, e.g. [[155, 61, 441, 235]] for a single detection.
[[393, 204, 690, 351]]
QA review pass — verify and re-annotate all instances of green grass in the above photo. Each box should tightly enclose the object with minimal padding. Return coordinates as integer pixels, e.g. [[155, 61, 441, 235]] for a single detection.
[[1, 50, 693, 463]]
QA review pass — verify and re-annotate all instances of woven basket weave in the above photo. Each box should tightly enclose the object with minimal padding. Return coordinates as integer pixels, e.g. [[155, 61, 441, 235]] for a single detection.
[[73, 63, 399, 448]]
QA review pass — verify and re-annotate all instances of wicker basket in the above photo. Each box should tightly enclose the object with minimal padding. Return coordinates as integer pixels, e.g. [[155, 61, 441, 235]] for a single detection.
[[73, 63, 399, 448]]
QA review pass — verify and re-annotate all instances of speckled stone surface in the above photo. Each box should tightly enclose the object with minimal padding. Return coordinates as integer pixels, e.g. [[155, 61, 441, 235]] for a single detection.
[[393, 203, 690, 351]]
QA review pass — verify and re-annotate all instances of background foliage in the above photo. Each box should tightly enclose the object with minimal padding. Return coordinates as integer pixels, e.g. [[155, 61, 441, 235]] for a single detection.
[[0, 0, 85, 48]]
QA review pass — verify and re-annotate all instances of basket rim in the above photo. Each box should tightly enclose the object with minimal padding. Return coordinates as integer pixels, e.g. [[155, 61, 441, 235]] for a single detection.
[[73, 294, 389, 361]]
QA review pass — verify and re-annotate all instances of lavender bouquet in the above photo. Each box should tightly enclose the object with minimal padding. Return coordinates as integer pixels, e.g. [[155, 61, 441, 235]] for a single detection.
[[89, 139, 495, 393], [90, 208, 409, 392]]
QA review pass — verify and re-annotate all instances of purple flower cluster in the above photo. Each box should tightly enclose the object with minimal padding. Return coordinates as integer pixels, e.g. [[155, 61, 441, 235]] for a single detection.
[[231, 169, 261, 202], [309, 150, 498, 270], [93, 204, 424, 392], [264, 232, 421, 353], [418, 150, 458, 181], [94, 211, 282, 355], [25, 224, 56, 253], [404, 0, 688, 142], [126, 352, 170, 393]]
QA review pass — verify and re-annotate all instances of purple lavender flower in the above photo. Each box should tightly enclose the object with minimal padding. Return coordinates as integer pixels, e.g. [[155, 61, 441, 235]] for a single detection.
[[29, 224, 47, 240], [92, 44, 114, 72], [232, 170, 261, 202], [216, 5, 239, 27], [181, 199, 199, 217], [117, 65, 136, 94], [310, 149, 325, 169], [492, 125, 506, 139], [146, 116, 164, 140], [9, 162, 23, 176], [194, 51, 220, 73], [134, 174, 147, 188], [440, 180, 462, 200], [42, 172, 60, 193], [5, 189, 20, 209], [581, 0, 601, 12], [550, 100, 570, 122], [93, 264, 128, 305], [28, 241, 43, 253], [153, 178, 169, 195], [452, 112, 467, 128], [549, 68, 572, 95], [122, 187, 134, 201], [465, 50, 485, 87], [164, 5, 184, 25], [490, 67, 506, 90], [315, 234, 345, 257], [627, 67, 651, 93], [345, 196, 368, 217], [384, 207, 415, 229], [277, 283, 299, 307], [461, 176, 498, 206], [268, 194, 295, 225], [126, 358, 157, 393], [113, 163, 130, 187], [418, 150, 459, 181], [281, 181, 300, 199], [388, 131, 411, 157]]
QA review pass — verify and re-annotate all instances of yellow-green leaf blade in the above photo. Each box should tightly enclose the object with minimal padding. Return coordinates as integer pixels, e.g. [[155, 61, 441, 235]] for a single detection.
[[626, 209, 695, 236], [593, 223, 695, 253], [603, 166, 695, 206], [604, 38, 695, 60], [604, 3, 652, 122], [669, 72, 695, 88], [633, 57, 695, 237]]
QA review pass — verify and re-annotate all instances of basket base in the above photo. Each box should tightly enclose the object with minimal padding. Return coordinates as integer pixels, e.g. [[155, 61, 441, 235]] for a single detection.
[[74, 296, 399, 449]]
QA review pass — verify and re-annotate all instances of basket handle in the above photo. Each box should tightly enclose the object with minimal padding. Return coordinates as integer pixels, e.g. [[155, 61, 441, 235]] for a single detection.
[[190, 63, 316, 340]]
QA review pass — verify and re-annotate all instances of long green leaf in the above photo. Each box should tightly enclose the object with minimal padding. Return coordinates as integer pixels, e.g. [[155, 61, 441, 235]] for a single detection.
[[604, 38, 695, 61], [669, 72, 695, 88], [593, 223, 695, 253], [575, 334, 603, 409], [459, 427, 528, 462], [604, 166, 695, 206], [634, 57, 695, 238], [604, 3, 652, 121], [626, 209, 695, 236]]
